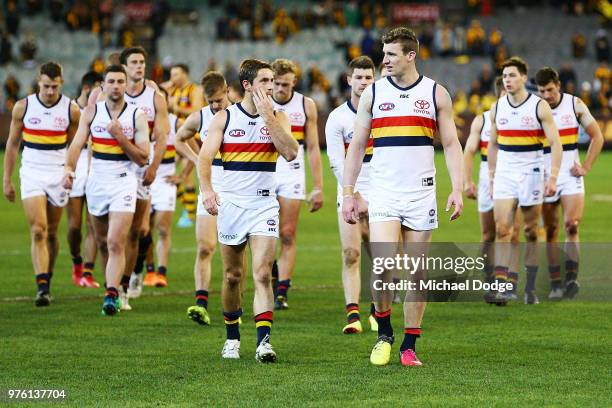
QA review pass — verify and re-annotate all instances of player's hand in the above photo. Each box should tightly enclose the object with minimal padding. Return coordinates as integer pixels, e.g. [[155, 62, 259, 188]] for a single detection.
[[202, 189, 220, 216], [354, 191, 369, 218], [3, 180, 16, 202], [446, 190, 463, 221], [342, 195, 359, 224], [142, 165, 157, 186], [253, 87, 274, 119], [62, 171, 75, 191], [165, 174, 183, 185], [544, 176, 557, 197], [307, 189, 324, 212], [464, 180, 477, 200], [570, 161, 587, 177], [107, 119, 124, 139]]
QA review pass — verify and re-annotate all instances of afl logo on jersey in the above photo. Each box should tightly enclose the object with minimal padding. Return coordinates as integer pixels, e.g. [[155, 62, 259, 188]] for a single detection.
[[28, 117, 41, 125], [499, 118, 508, 125], [521, 116, 535, 127], [229, 129, 245, 137], [379, 102, 395, 111], [260, 126, 270, 136], [414, 100, 430, 110], [93, 125, 106, 133], [54, 117, 68, 128]]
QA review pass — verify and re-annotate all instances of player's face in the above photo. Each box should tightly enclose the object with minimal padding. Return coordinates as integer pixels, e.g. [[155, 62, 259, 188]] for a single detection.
[[252, 68, 274, 96], [537, 81, 561, 106], [38, 75, 63, 103], [382, 42, 415, 77], [502, 66, 526, 94], [170, 67, 186, 87], [104, 72, 127, 102], [124, 53, 146, 81], [273, 72, 296, 101], [205, 88, 230, 114], [348, 68, 375, 97]]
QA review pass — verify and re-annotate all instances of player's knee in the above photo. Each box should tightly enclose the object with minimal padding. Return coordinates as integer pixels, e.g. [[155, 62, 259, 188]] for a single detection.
[[253, 268, 272, 288], [107, 238, 125, 255], [158, 226, 170, 241], [482, 230, 496, 243], [31, 223, 47, 243], [97, 240, 109, 257], [343, 247, 360, 267], [224, 266, 242, 288], [523, 224, 538, 242], [495, 224, 512, 240], [197, 242, 215, 260], [545, 224, 559, 242], [565, 219, 580, 237], [280, 230, 295, 247]]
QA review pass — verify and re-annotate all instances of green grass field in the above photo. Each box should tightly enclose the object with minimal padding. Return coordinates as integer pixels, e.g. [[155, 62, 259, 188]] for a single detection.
[[1, 151, 611, 407]]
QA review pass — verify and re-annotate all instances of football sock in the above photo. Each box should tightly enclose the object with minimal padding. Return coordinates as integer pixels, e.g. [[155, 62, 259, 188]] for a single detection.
[[277, 279, 290, 299], [346, 303, 360, 324], [549, 265, 562, 289], [525, 265, 538, 293], [494, 266, 508, 287], [507, 272, 519, 292], [134, 232, 153, 275], [224, 309, 242, 340], [375, 309, 393, 338], [83, 262, 94, 278], [400, 328, 421, 352], [120, 274, 130, 293], [106, 287, 118, 299], [72, 255, 82, 266], [254, 311, 273, 345], [36, 273, 50, 293], [195, 290, 209, 308], [565, 260, 578, 282], [158, 266, 167, 276]]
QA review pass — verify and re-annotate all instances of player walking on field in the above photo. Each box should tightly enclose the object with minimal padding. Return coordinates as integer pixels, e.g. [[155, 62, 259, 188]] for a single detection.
[[4, 62, 81, 306], [534, 67, 603, 300], [198, 59, 298, 362], [343, 27, 464, 367]]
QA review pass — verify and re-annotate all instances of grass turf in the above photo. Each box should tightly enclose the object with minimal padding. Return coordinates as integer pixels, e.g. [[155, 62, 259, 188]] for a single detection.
[[0, 151, 611, 407]]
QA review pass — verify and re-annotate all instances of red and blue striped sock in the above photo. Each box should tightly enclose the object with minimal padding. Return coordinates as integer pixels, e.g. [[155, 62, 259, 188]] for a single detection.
[[346, 303, 360, 324], [277, 279, 291, 299], [223, 309, 242, 340], [35, 273, 50, 293], [195, 290, 208, 308], [254, 311, 273, 345]]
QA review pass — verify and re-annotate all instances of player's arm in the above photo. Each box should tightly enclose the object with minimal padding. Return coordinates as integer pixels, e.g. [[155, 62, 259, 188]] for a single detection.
[[108, 111, 150, 166], [253, 88, 298, 161], [143, 91, 170, 185], [197, 110, 225, 215], [487, 104, 499, 179], [64, 105, 94, 189], [174, 110, 201, 164], [325, 110, 346, 185], [538, 100, 562, 196], [436, 84, 463, 220], [3, 99, 26, 202], [463, 114, 483, 200], [304, 97, 324, 211], [573, 97, 604, 176], [87, 86, 103, 106], [67, 101, 81, 144]]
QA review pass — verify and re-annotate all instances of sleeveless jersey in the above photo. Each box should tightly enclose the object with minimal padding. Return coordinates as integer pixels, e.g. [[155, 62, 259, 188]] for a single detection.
[[370, 75, 437, 196], [90, 101, 141, 174], [495, 93, 544, 170], [156, 113, 177, 178], [272, 91, 306, 172], [199, 105, 224, 187], [479, 110, 491, 168], [172, 83, 197, 120], [543, 93, 580, 172], [21, 94, 71, 167], [325, 99, 372, 192], [219, 103, 278, 207], [125, 84, 156, 132]]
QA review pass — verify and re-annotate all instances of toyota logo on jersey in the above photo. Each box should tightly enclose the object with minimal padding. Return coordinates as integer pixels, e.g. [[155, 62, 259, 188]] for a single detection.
[[260, 126, 270, 136], [54, 117, 68, 128], [414, 100, 430, 110], [379, 102, 395, 111], [229, 129, 246, 137]]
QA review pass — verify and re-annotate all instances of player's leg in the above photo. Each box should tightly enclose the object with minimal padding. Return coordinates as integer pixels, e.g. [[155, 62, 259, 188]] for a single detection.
[[102, 211, 135, 315], [188, 214, 217, 325], [23, 196, 52, 306], [338, 211, 363, 334], [45, 202, 64, 283], [399, 228, 431, 366], [275, 196, 301, 310], [80, 210, 100, 288], [521, 204, 542, 304], [506, 209, 523, 300], [219, 241, 247, 359], [66, 196, 85, 285], [359, 218, 378, 332], [90, 214, 109, 273], [249, 235, 277, 363], [560, 193, 584, 298], [368, 220, 401, 365], [154, 210, 173, 283], [542, 201, 563, 298], [479, 210, 497, 303], [122, 198, 150, 309], [493, 198, 518, 304]]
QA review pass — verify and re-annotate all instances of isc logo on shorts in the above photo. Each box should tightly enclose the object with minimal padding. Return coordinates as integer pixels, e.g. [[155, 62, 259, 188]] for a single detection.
[[422, 177, 434, 187], [257, 189, 270, 196]]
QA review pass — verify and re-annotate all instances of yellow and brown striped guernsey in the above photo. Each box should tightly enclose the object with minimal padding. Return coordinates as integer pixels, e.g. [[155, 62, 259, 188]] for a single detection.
[[172, 83, 196, 120]]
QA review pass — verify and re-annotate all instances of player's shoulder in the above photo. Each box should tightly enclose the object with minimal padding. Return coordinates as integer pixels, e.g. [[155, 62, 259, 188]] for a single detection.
[[328, 101, 350, 118]]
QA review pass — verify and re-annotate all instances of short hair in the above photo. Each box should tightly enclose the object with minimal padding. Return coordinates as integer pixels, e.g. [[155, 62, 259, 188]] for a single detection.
[[39, 61, 63, 79], [103, 64, 127, 79], [201, 71, 226, 96], [119, 46, 147, 65], [239, 59, 272, 90], [271, 58, 297, 76], [534, 67, 560, 86], [81, 71, 103, 87], [171, 63, 190, 75], [501, 56, 528, 76], [107, 52, 121, 65], [228, 80, 245, 98], [381, 27, 419, 55], [348, 56, 375, 76], [494, 76, 504, 97]]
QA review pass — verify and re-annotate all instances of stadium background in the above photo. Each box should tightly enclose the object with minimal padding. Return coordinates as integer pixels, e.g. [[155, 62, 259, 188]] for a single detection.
[[1, 1, 611, 406]]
